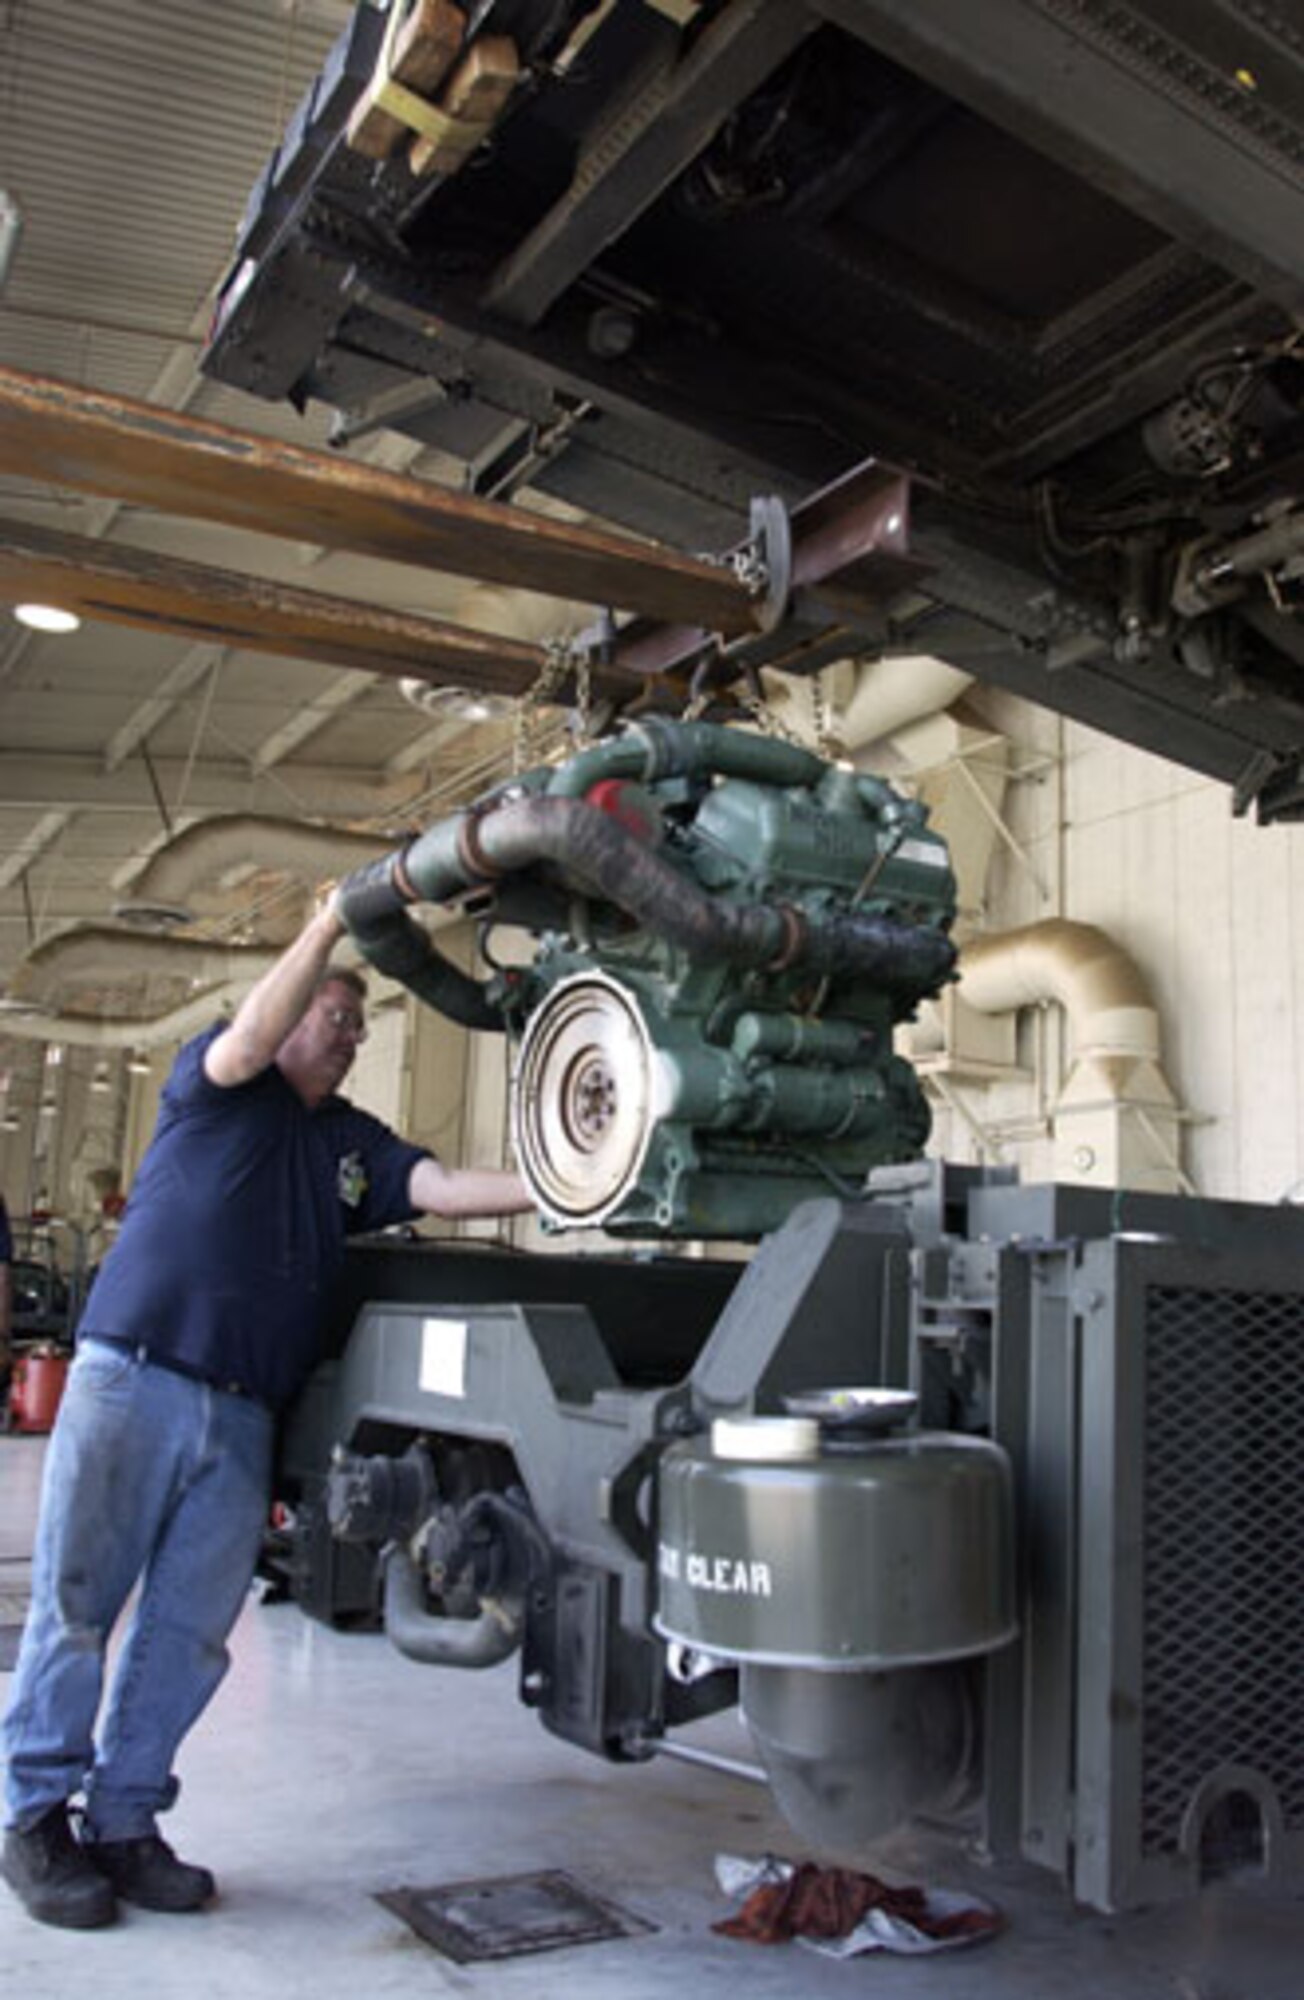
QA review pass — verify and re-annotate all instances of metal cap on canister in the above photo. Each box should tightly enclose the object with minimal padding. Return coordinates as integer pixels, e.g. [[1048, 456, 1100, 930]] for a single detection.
[[710, 1415, 820, 1461]]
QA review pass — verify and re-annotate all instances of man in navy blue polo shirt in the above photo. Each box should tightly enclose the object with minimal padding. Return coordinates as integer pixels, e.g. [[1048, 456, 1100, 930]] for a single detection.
[[1, 896, 532, 1930]]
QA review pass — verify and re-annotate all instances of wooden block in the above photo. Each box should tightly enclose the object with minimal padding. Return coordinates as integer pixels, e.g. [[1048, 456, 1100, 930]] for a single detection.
[[346, 0, 466, 162], [409, 36, 519, 178]]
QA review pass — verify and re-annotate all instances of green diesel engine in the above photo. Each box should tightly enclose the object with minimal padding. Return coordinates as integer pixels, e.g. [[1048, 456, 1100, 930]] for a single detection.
[[336, 719, 956, 1235]]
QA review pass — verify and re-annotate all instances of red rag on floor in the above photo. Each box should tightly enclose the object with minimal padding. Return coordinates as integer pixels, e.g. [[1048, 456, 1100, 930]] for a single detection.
[[712, 1862, 1000, 1947]]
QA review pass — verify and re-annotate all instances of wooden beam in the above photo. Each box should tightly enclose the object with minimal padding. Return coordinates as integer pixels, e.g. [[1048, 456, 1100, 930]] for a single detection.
[[346, 0, 466, 160], [0, 517, 561, 693], [0, 366, 759, 634]]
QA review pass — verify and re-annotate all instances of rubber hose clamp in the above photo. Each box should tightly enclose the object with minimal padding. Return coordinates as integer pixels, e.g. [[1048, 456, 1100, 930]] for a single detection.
[[766, 902, 806, 972], [391, 842, 419, 902], [456, 803, 504, 882]]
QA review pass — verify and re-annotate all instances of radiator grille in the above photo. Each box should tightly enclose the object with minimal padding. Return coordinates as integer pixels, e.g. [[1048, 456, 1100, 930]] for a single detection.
[[1141, 1284, 1304, 1854]]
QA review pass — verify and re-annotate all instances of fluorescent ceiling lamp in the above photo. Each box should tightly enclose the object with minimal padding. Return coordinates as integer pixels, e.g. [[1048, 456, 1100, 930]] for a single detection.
[[14, 603, 81, 634], [126, 1053, 151, 1075], [0, 189, 21, 292], [398, 679, 513, 723]]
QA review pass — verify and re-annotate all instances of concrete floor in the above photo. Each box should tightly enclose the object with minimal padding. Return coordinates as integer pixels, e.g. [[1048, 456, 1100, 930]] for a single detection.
[[3, 1430, 1303, 2000]]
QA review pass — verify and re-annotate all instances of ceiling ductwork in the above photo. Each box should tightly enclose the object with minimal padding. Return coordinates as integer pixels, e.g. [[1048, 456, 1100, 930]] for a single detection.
[[0, 988, 251, 1051], [114, 814, 401, 932], [454, 583, 589, 645], [8, 927, 279, 1017], [840, 656, 974, 757], [951, 919, 1186, 1193], [958, 920, 1160, 1062], [763, 655, 974, 761]]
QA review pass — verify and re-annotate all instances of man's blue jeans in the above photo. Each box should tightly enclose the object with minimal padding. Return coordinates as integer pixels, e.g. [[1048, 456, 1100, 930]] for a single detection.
[[2, 1338, 273, 1838]]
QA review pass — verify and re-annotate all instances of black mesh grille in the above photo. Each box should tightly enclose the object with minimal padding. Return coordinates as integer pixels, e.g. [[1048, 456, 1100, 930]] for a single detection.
[[1141, 1284, 1304, 1854]]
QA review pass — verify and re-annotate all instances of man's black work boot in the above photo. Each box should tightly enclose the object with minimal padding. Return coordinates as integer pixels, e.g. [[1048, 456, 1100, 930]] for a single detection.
[[1, 1803, 117, 1928], [84, 1832, 215, 1913]]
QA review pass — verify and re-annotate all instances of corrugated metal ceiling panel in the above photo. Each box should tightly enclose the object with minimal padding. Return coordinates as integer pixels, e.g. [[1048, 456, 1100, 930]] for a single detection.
[[0, 0, 346, 389], [0, 1, 561, 1032]]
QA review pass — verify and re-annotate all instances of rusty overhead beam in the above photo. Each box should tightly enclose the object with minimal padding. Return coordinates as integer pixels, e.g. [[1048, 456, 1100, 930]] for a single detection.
[[589, 460, 927, 684], [0, 365, 761, 636], [0, 517, 578, 694]]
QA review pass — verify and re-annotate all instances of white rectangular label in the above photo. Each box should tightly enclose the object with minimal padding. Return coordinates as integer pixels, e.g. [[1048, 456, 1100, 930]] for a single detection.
[[419, 1316, 468, 1398], [896, 836, 947, 867]]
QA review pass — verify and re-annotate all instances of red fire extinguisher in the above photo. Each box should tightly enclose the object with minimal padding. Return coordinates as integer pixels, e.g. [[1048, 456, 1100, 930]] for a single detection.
[[5, 1345, 70, 1434]]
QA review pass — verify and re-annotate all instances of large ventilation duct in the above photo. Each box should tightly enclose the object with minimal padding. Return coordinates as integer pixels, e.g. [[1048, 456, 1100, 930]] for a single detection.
[[830, 654, 974, 753], [2, 818, 455, 1041], [1, 906, 455, 1045], [116, 814, 398, 932], [455, 582, 589, 646], [954, 919, 1185, 1192], [8, 928, 278, 1013], [765, 654, 973, 757], [0, 988, 263, 1050], [0, 890, 291, 1062], [895, 716, 1008, 931], [959, 920, 1160, 1061]]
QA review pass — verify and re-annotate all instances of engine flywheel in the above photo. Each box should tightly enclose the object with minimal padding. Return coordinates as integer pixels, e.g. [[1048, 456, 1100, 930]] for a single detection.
[[511, 971, 657, 1225]]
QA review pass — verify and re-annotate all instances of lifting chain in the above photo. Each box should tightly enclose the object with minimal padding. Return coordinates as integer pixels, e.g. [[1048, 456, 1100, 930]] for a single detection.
[[513, 635, 593, 772], [573, 644, 594, 744], [729, 540, 770, 597], [678, 661, 831, 756], [735, 684, 808, 748], [810, 668, 837, 758]]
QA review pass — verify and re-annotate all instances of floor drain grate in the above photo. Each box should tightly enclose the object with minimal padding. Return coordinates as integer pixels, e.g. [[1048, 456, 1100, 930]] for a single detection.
[[376, 1867, 655, 1963]]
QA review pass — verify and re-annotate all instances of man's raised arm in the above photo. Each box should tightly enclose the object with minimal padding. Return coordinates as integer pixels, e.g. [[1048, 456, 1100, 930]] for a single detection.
[[204, 902, 345, 1089]]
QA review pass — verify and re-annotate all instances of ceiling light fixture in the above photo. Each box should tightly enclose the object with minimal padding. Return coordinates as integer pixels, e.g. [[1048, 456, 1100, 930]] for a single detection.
[[126, 1052, 151, 1075], [14, 602, 82, 634], [398, 679, 513, 724], [0, 189, 21, 293]]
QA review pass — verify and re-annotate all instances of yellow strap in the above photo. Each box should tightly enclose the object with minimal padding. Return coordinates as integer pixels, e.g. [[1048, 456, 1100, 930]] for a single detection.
[[373, 75, 493, 148], [361, 3, 495, 152]]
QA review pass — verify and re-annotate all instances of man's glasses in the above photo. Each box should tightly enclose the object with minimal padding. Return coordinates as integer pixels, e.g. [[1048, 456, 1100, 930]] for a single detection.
[[321, 1004, 368, 1042]]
